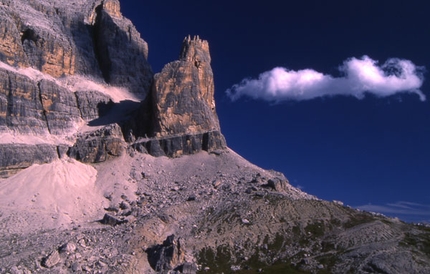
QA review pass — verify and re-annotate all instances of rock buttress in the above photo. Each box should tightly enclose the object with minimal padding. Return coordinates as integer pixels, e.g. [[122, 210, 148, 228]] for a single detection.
[[152, 35, 221, 136], [130, 36, 226, 157]]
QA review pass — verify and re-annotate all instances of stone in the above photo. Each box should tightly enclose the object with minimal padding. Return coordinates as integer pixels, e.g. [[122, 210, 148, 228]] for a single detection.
[[133, 131, 226, 158], [187, 195, 196, 201], [212, 179, 222, 189], [147, 235, 185, 272], [42, 250, 61, 268], [39, 79, 82, 135], [267, 177, 290, 193], [0, 68, 47, 135], [0, 0, 153, 94], [0, 6, 28, 67], [68, 124, 125, 163], [100, 213, 125, 226], [124, 36, 227, 158], [71, 262, 81, 272], [59, 242, 77, 253]]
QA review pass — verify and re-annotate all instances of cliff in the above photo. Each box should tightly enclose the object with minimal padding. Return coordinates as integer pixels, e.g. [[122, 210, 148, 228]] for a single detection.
[[0, 1, 429, 273], [0, 0, 226, 176], [0, 0, 145, 176]]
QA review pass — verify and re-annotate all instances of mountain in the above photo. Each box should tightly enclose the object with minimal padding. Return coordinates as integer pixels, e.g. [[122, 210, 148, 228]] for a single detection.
[[0, 0, 429, 273]]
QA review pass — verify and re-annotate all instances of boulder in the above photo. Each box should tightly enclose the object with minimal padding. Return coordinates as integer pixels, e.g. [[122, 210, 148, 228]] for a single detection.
[[147, 235, 186, 272], [42, 250, 61, 268], [100, 213, 125, 226], [267, 177, 290, 193]]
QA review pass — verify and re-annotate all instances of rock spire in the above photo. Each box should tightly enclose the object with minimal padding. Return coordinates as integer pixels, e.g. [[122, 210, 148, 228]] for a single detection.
[[152, 35, 220, 137]]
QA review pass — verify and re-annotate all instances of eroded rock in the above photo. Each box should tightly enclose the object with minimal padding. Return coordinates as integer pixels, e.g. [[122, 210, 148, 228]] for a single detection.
[[68, 124, 125, 163], [152, 36, 221, 137], [147, 235, 186, 272], [0, 144, 58, 178]]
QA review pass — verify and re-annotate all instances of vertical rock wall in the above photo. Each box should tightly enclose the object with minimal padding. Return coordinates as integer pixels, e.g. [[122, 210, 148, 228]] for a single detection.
[[129, 35, 227, 157], [152, 36, 221, 136], [0, 0, 153, 177]]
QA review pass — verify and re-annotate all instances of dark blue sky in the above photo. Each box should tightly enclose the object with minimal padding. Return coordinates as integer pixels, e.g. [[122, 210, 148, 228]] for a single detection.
[[121, 0, 430, 223]]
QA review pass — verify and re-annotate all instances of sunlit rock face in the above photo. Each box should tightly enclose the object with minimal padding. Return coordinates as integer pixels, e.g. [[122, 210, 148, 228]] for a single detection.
[[126, 35, 227, 157], [152, 35, 221, 137], [0, 0, 152, 94], [0, 0, 153, 176]]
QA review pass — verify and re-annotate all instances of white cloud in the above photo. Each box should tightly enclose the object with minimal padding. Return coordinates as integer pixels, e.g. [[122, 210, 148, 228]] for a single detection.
[[356, 201, 430, 223], [226, 56, 425, 102]]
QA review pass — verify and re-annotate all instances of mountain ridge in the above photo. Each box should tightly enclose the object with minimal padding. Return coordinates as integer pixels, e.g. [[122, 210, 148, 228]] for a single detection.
[[0, 0, 429, 273]]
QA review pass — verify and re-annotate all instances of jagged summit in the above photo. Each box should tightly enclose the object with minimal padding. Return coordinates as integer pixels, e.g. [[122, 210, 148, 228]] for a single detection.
[[0, 1, 430, 274], [125, 35, 226, 157], [180, 35, 211, 63], [152, 35, 219, 136]]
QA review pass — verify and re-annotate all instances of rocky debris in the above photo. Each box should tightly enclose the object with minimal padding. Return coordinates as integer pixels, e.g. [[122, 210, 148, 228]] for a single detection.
[[68, 123, 125, 163], [180, 262, 198, 274], [1, 149, 430, 273], [147, 235, 186, 272], [0, 143, 58, 178], [42, 250, 61, 268]]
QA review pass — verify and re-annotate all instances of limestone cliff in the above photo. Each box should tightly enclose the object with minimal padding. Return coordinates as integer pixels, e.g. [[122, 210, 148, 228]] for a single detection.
[[0, 0, 226, 175], [0, 0, 152, 92], [127, 35, 226, 158], [0, 0, 153, 176], [152, 35, 220, 136], [0, 1, 430, 274]]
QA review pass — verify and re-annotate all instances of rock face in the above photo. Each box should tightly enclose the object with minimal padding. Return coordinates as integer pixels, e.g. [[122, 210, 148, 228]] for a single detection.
[[1, 1, 430, 274], [0, 0, 153, 176], [0, 0, 152, 93], [152, 35, 221, 137], [133, 131, 226, 157], [0, 144, 58, 178], [125, 35, 227, 157], [94, 0, 152, 95], [67, 124, 125, 163], [0, 67, 47, 134]]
